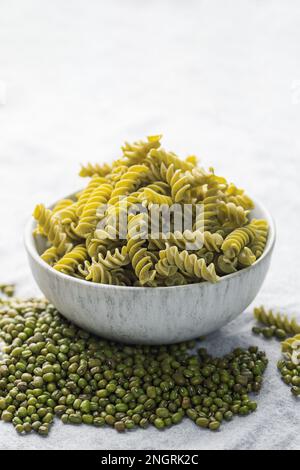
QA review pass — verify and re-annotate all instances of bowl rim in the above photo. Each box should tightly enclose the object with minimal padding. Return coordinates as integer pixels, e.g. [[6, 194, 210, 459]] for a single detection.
[[24, 196, 276, 292]]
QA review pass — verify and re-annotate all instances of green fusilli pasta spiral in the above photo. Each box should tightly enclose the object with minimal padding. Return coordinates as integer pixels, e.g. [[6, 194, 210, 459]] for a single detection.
[[86, 234, 121, 259], [95, 247, 130, 270], [76, 176, 107, 217], [254, 307, 300, 335], [218, 202, 249, 227], [41, 246, 60, 266], [33, 204, 71, 256], [238, 247, 256, 267], [250, 219, 269, 259], [148, 230, 223, 253], [74, 183, 113, 238], [79, 162, 112, 178], [57, 202, 78, 225], [121, 135, 162, 164], [53, 199, 74, 214], [127, 213, 156, 285], [225, 184, 254, 210], [85, 262, 128, 286], [108, 165, 150, 205], [148, 148, 194, 172], [139, 188, 173, 206], [194, 183, 224, 233]]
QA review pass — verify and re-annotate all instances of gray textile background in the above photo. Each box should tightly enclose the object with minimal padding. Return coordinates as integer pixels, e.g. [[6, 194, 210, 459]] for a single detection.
[[0, 0, 299, 450]]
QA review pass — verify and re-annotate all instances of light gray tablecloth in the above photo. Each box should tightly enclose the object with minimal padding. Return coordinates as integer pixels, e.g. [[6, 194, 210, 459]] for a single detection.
[[0, 0, 299, 450]]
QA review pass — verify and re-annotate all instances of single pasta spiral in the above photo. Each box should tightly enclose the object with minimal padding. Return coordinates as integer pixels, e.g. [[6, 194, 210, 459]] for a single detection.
[[79, 162, 112, 178], [121, 135, 162, 164], [225, 184, 254, 210], [86, 234, 121, 259], [254, 306, 300, 335], [148, 148, 194, 172], [76, 176, 108, 217], [194, 184, 223, 232], [139, 187, 173, 206], [74, 183, 113, 238], [57, 203, 78, 225], [221, 223, 257, 259], [53, 199, 74, 214], [149, 230, 223, 253], [108, 165, 150, 205], [218, 202, 249, 227], [53, 244, 88, 275], [85, 262, 128, 286], [238, 247, 256, 267], [250, 219, 269, 258], [163, 164, 191, 203], [95, 247, 130, 270], [127, 213, 156, 285], [41, 246, 60, 266]]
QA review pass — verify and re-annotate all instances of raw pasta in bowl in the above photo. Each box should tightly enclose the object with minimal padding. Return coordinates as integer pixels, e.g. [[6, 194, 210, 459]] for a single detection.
[[25, 135, 275, 343], [32, 135, 269, 288]]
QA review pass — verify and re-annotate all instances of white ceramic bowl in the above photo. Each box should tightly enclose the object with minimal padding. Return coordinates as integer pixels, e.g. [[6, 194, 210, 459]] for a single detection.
[[25, 198, 275, 345]]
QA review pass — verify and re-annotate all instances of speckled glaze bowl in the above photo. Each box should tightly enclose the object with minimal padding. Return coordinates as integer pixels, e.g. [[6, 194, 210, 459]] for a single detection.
[[25, 198, 275, 345]]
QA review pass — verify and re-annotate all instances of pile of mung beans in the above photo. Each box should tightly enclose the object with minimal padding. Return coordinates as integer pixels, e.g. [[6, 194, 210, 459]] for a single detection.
[[278, 335, 300, 397], [0, 297, 268, 436], [277, 358, 300, 397]]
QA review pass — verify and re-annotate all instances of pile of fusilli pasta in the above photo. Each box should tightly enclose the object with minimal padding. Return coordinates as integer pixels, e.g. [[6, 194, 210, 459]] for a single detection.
[[33, 135, 269, 287]]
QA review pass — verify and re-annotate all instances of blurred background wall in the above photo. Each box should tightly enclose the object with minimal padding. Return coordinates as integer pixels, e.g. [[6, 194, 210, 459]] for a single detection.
[[0, 0, 299, 297]]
